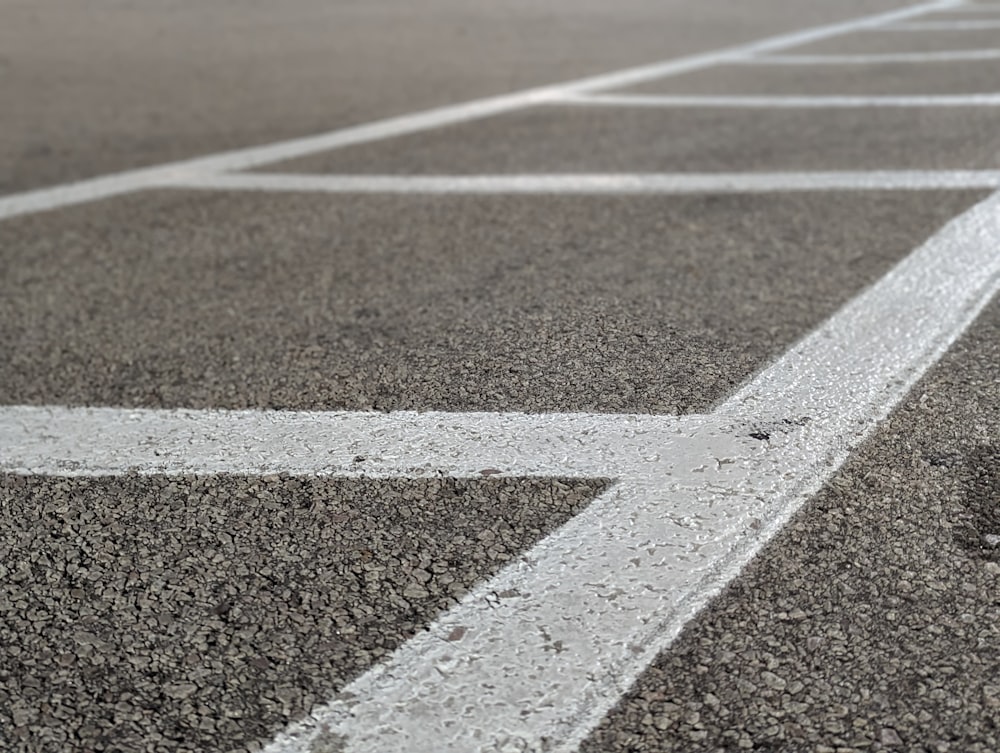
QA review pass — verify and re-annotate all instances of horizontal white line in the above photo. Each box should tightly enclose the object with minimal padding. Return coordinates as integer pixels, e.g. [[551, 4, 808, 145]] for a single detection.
[[168, 171, 1000, 194], [745, 48, 1000, 63], [0, 0, 958, 222], [0, 408, 691, 479], [885, 18, 1000, 27], [558, 91, 1000, 108]]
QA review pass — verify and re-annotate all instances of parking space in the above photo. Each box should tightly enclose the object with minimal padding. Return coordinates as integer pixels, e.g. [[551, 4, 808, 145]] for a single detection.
[[0, 190, 981, 414], [791, 27, 1000, 53], [257, 105, 1000, 174]]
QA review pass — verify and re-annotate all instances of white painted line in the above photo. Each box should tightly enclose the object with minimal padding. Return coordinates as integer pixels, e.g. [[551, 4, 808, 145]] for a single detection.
[[745, 48, 1000, 64], [4, 190, 999, 753], [169, 171, 1000, 195], [0, 0, 959, 222], [0, 407, 687, 480], [557, 91, 1000, 108], [886, 18, 1000, 28]]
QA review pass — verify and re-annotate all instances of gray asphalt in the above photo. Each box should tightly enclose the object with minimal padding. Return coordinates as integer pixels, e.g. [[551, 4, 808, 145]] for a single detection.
[[2, 1, 999, 752], [266, 106, 1000, 174]]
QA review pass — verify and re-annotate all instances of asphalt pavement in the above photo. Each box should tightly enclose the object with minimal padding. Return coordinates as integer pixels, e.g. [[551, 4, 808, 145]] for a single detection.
[[1, 1, 998, 752]]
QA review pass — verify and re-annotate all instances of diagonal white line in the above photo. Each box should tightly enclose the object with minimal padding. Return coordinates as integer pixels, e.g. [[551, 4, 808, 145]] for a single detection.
[[0, 0, 958, 222], [168, 171, 1000, 194], [718, 191, 1000, 420], [558, 91, 1000, 108]]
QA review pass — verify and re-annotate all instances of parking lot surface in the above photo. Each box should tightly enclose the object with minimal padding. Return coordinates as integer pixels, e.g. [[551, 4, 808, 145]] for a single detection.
[[2, 1, 999, 752]]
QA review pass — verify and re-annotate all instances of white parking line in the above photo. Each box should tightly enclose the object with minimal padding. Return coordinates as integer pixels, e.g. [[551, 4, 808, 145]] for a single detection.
[[0, 408, 680, 480], [745, 48, 1000, 63], [167, 171, 1000, 195], [4, 190, 999, 753], [886, 18, 1000, 28], [557, 92, 1000, 108], [0, 0, 959, 223]]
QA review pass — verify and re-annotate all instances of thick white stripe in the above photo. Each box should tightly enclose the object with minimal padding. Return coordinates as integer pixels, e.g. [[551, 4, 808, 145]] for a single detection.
[[0, 407, 687, 480], [745, 48, 1000, 63], [0, 0, 958, 222], [170, 171, 1000, 194], [559, 91, 1000, 108]]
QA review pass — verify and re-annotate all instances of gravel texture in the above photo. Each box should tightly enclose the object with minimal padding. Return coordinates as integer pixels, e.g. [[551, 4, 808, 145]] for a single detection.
[[0, 474, 607, 753], [580, 291, 1000, 752], [0, 190, 981, 414]]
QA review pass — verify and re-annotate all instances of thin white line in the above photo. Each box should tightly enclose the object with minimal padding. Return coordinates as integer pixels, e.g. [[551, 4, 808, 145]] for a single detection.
[[4, 190, 998, 752], [885, 18, 1000, 27], [0, 0, 958, 222], [745, 48, 1000, 63], [558, 91, 1000, 108], [169, 171, 1000, 194]]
